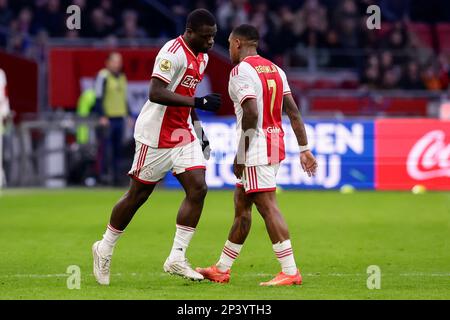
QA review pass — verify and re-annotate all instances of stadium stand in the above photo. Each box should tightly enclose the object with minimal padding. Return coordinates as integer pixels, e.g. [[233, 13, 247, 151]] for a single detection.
[[0, 0, 449, 118]]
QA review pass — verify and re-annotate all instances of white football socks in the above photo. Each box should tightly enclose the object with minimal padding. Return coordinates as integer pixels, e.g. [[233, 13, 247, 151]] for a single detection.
[[168, 224, 196, 260], [273, 239, 297, 275], [98, 224, 123, 256], [216, 240, 243, 272]]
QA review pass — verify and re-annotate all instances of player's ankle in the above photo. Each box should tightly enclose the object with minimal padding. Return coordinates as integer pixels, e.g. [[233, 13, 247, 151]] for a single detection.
[[98, 241, 114, 256], [168, 249, 185, 261], [216, 263, 230, 273], [282, 266, 297, 276]]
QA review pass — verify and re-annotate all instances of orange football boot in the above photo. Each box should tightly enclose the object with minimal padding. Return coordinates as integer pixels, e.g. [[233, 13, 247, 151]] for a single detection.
[[195, 265, 230, 283], [259, 270, 302, 286]]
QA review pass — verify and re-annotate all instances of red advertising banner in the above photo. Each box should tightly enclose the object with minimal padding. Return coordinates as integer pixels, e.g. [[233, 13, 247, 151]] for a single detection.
[[48, 47, 234, 115], [375, 119, 450, 190], [0, 51, 38, 118]]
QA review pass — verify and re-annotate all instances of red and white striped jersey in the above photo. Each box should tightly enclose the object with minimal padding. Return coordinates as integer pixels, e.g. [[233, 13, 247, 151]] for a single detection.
[[228, 55, 291, 166], [134, 36, 209, 148]]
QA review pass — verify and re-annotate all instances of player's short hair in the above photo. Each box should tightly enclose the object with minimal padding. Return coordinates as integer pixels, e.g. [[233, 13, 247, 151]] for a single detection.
[[231, 24, 260, 42], [186, 9, 216, 32]]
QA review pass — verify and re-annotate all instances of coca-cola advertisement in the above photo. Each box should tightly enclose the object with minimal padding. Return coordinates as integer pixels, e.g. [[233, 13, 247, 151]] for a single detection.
[[375, 119, 450, 190]]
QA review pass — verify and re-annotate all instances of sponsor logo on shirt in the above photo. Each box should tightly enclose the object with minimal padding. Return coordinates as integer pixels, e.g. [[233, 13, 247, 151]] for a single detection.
[[266, 126, 282, 134], [181, 75, 200, 89]]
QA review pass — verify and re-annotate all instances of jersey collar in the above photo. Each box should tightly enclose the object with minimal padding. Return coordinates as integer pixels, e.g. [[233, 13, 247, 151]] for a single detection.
[[242, 54, 260, 62], [179, 36, 199, 59]]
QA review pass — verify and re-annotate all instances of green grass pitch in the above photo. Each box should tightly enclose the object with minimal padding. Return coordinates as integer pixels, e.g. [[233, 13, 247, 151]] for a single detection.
[[0, 188, 449, 300]]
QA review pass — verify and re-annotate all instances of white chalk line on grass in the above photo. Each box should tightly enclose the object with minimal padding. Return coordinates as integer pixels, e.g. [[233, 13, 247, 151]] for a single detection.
[[1, 272, 449, 279]]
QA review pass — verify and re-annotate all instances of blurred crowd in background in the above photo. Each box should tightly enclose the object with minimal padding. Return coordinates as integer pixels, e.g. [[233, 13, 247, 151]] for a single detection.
[[1, 0, 450, 91]]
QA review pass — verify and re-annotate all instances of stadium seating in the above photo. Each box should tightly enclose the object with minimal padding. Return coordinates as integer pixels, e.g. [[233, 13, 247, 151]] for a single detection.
[[407, 22, 434, 49], [436, 23, 450, 53]]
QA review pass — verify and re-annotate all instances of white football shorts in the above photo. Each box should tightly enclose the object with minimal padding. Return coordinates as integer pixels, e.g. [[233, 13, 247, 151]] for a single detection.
[[128, 140, 206, 184], [236, 164, 280, 194]]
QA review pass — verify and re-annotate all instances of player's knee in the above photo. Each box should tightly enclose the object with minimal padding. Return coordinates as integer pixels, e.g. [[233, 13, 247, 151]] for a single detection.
[[128, 188, 151, 206], [188, 182, 208, 201], [198, 183, 208, 199]]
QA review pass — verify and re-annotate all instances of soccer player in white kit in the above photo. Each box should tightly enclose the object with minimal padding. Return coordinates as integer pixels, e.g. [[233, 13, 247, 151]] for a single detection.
[[0, 68, 10, 189], [197, 24, 318, 286], [92, 9, 221, 285]]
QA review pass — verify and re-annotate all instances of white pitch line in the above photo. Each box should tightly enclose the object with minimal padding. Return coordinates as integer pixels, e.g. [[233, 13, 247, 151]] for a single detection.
[[1, 272, 449, 279], [0, 273, 161, 279], [399, 273, 450, 277], [0, 274, 68, 278]]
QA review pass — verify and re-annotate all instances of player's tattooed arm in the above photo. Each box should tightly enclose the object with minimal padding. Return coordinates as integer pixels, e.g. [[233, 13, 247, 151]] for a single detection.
[[283, 94, 318, 177], [234, 98, 258, 178]]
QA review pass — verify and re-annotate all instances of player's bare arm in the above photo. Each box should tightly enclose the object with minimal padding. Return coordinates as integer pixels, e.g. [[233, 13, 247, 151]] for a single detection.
[[283, 94, 318, 177], [234, 98, 258, 179], [150, 78, 221, 112], [149, 77, 194, 106]]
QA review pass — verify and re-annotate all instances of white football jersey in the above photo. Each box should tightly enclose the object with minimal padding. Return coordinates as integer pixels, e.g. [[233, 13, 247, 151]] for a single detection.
[[134, 36, 209, 148], [228, 55, 291, 166], [0, 69, 9, 119]]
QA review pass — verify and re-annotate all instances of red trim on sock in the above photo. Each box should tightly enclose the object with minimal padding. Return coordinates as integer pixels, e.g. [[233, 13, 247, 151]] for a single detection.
[[222, 249, 237, 260], [277, 251, 293, 259], [107, 224, 123, 234], [275, 248, 293, 255], [176, 224, 195, 232], [223, 246, 238, 259], [224, 246, 239, 256]]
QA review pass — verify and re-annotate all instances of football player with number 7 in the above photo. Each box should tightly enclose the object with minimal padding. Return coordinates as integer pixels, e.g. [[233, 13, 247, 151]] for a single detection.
[[196, 24, 318, 286]]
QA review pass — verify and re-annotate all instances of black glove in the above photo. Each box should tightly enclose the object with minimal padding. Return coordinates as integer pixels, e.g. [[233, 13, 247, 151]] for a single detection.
[[194, 93, 221, 112]]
